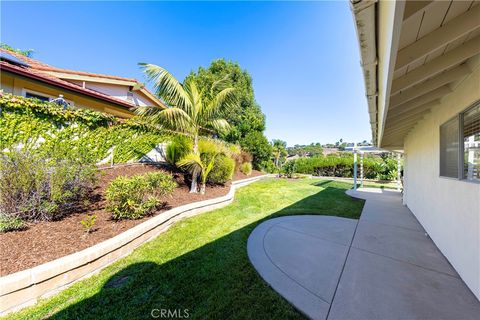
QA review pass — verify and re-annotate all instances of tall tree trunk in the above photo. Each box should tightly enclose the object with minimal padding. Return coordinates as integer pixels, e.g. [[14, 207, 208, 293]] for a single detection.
[[190, 134, 200, 193], [199, 183, 206, 195]]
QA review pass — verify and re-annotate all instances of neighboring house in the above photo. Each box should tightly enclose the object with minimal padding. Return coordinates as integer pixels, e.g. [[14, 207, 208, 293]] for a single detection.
[[285, 154, 300, 162], [352, 0, 480, 300], [0, 48, 165, 118], [322, 147, 339, 156]]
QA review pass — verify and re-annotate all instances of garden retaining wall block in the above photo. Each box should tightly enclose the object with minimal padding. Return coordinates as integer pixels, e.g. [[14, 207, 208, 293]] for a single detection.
[[0, 174, 272, 315]]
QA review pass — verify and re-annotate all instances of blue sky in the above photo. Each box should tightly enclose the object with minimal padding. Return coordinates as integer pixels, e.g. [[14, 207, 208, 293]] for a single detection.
[[1, 1, 370, 146]]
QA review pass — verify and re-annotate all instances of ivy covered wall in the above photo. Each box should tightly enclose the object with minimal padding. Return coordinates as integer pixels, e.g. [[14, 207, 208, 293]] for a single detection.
[[0, 93, 168, 164]]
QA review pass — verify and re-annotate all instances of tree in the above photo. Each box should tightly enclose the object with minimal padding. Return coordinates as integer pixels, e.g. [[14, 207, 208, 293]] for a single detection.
[[177, 140, 219, 195], [272, 139, 287, 167], [185, 59, 265, 140], [287, 143, 323, 158], [136, 63, 237, 193], [240, 131, 272, 169], [185, 59, 270, 167]]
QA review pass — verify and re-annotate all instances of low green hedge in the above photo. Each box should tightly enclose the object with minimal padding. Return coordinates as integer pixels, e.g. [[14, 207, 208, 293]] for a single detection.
[[294, 155, 398, 180]]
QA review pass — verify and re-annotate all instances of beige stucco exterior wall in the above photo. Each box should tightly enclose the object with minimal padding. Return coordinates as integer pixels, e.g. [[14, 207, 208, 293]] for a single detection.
[[69, 81, 157, 107], [0, 73, 133, 118], [403, 66, 480, 300]]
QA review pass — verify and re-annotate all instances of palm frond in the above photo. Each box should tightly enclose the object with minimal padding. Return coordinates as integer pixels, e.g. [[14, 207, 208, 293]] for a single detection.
[[203, 87, 237, 119], [176, 153, 203, 177], [183, 79, 202, 122], [156, 107, 195, 134], [138, 63, 192, 111], [207, 118, 231, 135], [211, 74, 231, 93]]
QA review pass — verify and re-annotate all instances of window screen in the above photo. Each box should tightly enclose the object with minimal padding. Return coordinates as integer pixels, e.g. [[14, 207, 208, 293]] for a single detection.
[[25, 92, 49, 102], [440, 117, 459, 178], [463, 102, 480, 181]]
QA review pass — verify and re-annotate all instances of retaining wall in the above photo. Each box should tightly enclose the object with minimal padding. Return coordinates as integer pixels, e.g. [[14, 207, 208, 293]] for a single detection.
[[0, 174, 270, 315]]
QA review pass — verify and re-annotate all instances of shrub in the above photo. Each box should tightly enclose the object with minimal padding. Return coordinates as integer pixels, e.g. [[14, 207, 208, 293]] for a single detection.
[[0, 149, 96, 221], [281, 160, 296, 178], [239, 162, 252, 176], [260, 159, 276, 173], [166, 136, 193, 166], [240, 131, 272, 169], [106, 172, 177, 220], [0, 216, 25, 232], [208, 155, 235, 184], [232, 150, 253, 171], [80, 214, 97, 234], [291, 155, 399, 180]]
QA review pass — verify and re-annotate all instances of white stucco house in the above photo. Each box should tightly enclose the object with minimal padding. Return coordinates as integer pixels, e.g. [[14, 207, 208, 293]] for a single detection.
[[351, 0, 480, 300]]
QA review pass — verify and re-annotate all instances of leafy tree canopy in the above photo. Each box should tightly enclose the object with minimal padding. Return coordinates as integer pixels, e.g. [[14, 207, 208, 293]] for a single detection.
[[240, 131, 272, 169], [287, 143, 323, 157], [185, 59, 266, 142]]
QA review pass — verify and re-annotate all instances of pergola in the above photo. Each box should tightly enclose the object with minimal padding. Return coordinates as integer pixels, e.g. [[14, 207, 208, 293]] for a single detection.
[[346, 145, 403, 192]]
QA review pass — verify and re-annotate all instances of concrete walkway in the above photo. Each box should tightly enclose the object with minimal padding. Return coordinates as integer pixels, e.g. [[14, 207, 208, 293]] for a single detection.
[[247, 188, 480, 320]]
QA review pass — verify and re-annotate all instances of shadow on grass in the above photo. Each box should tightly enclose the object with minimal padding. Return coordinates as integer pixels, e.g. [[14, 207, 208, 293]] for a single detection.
[[49, 183, 364, 320]]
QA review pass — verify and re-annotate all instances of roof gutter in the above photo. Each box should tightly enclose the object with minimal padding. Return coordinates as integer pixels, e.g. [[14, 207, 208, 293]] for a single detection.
[[1, 64, 135, 110], [350, 0, 379, 145], [350, 0, 405, 148]]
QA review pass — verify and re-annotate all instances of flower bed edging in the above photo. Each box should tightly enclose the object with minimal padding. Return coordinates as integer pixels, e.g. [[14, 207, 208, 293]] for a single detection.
[[0, 174, 273, 315]]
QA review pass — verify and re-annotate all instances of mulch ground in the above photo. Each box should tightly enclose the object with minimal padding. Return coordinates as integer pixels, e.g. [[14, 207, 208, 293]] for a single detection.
[[0, 164, 264, 276]]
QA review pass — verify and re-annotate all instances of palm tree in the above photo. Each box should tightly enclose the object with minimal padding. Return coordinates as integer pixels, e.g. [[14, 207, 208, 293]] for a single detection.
[[135, 63, 237, 193], [272, 139, 287, 167], [177, 140, 219, 194]]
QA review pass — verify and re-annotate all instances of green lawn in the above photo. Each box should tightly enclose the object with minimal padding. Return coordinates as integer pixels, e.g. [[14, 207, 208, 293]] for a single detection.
[[4, 178, 365, 320]]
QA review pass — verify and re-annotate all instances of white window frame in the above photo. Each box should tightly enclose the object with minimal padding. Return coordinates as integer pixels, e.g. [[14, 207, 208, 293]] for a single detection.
[[439, 100, 480, 183], [22, 88, 75, 106]]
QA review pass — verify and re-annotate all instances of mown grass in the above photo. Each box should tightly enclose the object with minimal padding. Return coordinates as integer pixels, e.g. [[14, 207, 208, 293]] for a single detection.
[[4, 178, 365, 320]]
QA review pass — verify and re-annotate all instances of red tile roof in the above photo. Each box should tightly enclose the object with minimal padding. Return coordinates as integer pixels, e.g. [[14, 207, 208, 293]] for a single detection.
[[0, 61, 135, 109], [0, 48, 137, 82], [0, 48, 166, 110]]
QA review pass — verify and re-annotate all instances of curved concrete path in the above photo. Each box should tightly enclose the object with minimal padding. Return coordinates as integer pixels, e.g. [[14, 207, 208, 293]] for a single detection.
[[247, 188, 480, 320]]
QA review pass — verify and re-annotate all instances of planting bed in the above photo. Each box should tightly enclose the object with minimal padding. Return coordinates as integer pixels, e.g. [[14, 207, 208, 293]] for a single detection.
[[0, 164, 262, 276]]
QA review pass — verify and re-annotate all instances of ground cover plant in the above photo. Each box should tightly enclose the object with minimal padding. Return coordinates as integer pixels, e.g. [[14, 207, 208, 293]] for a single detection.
[[4, 178, 366, 320]]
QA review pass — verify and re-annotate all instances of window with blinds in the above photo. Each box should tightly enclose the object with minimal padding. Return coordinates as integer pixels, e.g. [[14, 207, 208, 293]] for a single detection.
[[440, 117, 459, 178], [440, 100, 480, 182], [463, 102, 480, 181]]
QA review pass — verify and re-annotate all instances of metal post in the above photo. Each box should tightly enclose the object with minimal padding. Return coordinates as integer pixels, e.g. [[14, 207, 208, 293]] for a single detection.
[[360, 152, 364, 188], [397, 153, 401, 191], [353, 150, 357, 191]]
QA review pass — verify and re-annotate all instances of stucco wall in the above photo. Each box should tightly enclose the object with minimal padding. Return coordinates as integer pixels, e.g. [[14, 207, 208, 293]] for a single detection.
[[0, 73, 133, 118], [82, 82, 155, 107], [403, 66, 480, 300]]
